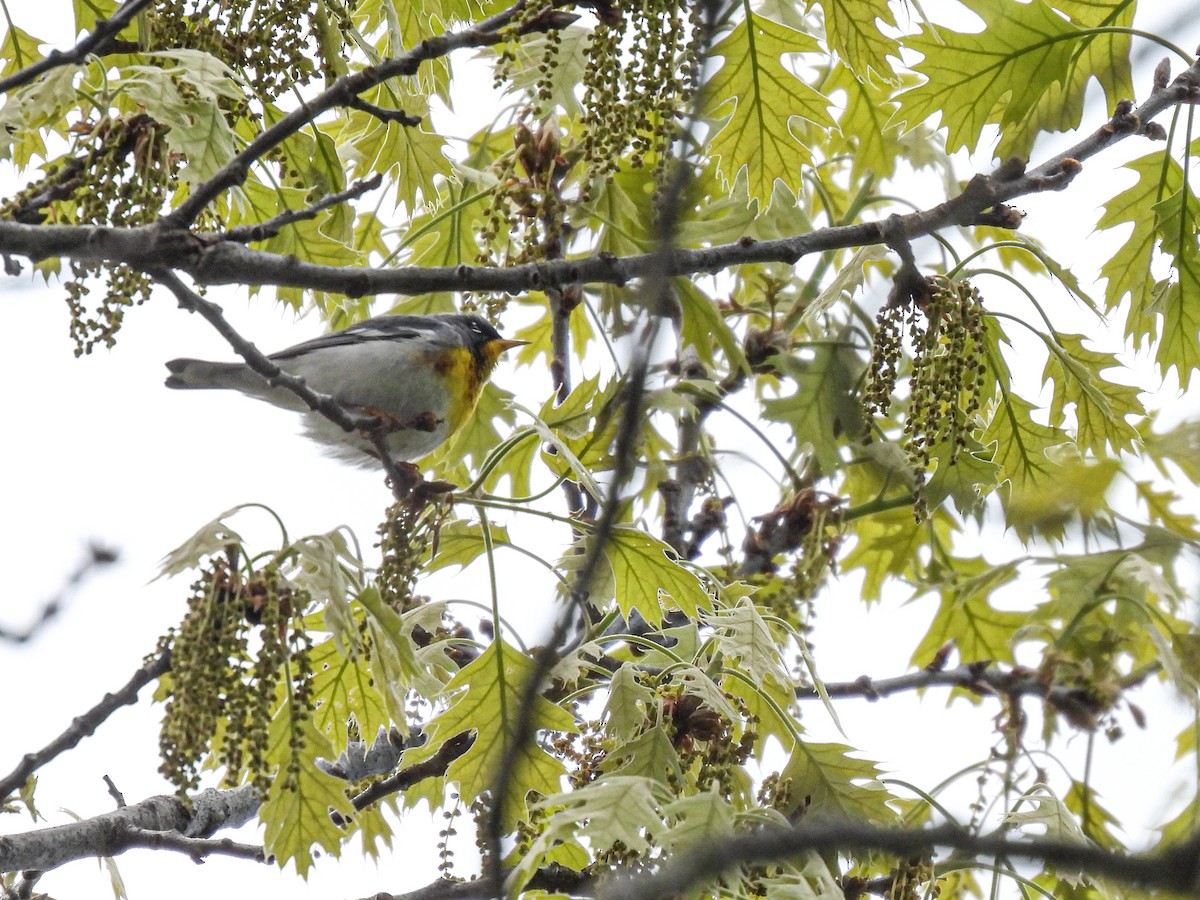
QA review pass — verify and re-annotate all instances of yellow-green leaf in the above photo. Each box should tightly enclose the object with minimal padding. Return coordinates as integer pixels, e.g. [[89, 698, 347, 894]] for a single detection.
[[1008, 0, 1134, 158], [424, 519, 512, 572], [404, 639, 578, 832], [1041, 333, 1141, 454], [983, 392, 1069, 490], [705, 13, 835, 205], [763, 339, 864, 475], [261, 712, 353, 877], [602, 526, 715, 625], [911, 559, 1023, 666], [897, 0, 1078, 154], [780, 741, 894, 822], [816, 0, 900, 83], [0, 26, 43, 79]]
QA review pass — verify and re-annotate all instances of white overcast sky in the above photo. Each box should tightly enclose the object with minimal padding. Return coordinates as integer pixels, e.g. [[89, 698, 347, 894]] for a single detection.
[[3, 2, 1200, 898]]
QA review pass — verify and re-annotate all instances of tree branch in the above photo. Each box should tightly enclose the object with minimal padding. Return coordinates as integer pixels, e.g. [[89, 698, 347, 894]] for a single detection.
[[800, 661, 1156, 730], [154, 270, 421, 495], [164, 0, 569, 227], [344, 96, 424, 127], [222, 173, 384, 244], [335, 731, 474, 823], [0, 542, 118, 644], [2, 711, 471, 872], [0, 0, 154, 95], [0, 649, 170, 802], [4, 56, 1197, 298], [0, 786, 260, 873], [360, 865, 590, 900], [595, 819, 1200, 900]]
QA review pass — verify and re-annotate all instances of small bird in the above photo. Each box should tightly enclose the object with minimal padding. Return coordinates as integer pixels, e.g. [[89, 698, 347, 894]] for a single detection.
[[165, 313, 526, 465]]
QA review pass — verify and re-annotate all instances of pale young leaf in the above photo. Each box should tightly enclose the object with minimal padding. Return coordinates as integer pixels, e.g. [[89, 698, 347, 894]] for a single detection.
[[705, 13, 836, 205]]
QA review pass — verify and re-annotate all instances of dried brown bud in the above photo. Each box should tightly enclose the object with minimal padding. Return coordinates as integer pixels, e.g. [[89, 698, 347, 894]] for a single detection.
[[669, 694, 727, 744], [994, 156, 1027, 181], [1143, 121, 1168, 141], [1153, 57, 1171, 91], [1111, 103, 1140, 134], [925, 641, 954, 672]]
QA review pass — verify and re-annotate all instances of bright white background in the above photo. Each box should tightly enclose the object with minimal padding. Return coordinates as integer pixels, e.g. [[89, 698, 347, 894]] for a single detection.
[[2, 2, 1200, 898]]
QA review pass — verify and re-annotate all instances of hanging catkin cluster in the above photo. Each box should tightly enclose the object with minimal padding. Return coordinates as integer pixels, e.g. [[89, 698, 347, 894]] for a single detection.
[[865, 275, 987, 518], [479, 0, 703, 268], [577, 0, 703, 190], [0, 114, 175, 354], [158, 556, 314, 795], [145, 0, 318, 101]]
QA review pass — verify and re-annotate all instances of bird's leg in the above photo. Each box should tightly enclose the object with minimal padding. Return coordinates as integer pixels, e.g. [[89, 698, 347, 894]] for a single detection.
[[359, 406, 443, 433], [355, 407, 456, 503]]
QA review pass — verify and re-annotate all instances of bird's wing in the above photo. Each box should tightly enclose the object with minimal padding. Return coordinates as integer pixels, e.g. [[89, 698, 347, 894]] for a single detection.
[[269, 316, 431, 361]]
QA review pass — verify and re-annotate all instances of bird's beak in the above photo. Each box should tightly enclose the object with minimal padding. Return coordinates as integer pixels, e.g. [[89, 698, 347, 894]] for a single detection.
[[482, 337, 530, 371], [493, 338, 530, 353]]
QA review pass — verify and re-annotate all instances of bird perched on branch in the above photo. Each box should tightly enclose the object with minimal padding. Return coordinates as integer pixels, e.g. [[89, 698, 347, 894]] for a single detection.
[[165, 313, 525, 465]]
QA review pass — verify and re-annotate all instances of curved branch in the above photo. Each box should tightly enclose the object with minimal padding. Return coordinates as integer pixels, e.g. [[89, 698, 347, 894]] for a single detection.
[[222, 173, 384, 244], [337, 731, 474, 822], [154, 271, 422, 495], [164, 0, 574, 226], [0, 0, 153, 95], [361, 865, 590, 900], [595, 819, 1200, 900], [807, 660, 1153, 701], [0, 649, 170, 802], [0, 542, 118, 644], [2, 711, 477, 873]]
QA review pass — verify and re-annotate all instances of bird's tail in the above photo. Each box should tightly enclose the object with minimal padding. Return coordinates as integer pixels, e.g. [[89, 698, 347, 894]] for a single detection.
[[165, 359, 263, 392]]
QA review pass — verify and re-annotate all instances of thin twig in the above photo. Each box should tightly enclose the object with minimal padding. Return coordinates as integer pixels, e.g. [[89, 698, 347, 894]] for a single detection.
[[345, 96, 423, 127], [0, 649, 170, 801], [102, 775, 126, 807], [337, 731, 474, 822], [164, 0, 570, 227], [357, 865, 590, 900], [156, 270, 436, 499], [0, 542, 118, 644], [0, 0, 153, 95], [800, 660, 1158, 731], [222, 173, 384, 243], [116, 827, 266, 864], [154, 271, 374, 434], [482, 0, 727, 885]]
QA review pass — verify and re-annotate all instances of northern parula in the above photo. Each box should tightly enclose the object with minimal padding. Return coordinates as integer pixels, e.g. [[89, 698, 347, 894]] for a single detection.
[[165, 313, 526, 464]]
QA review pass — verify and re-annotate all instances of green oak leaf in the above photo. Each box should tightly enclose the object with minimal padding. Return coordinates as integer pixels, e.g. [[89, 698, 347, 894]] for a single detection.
[[780, 741, 895, 822], [1041, 332, 1141, 454], [261, 710, 353, 877], [897, 0, 1078, 154], [911, 558, 1023, 666], [706, 13, 836, 205], [401, 639, 578, 832], [815, 0, 900, 83]]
